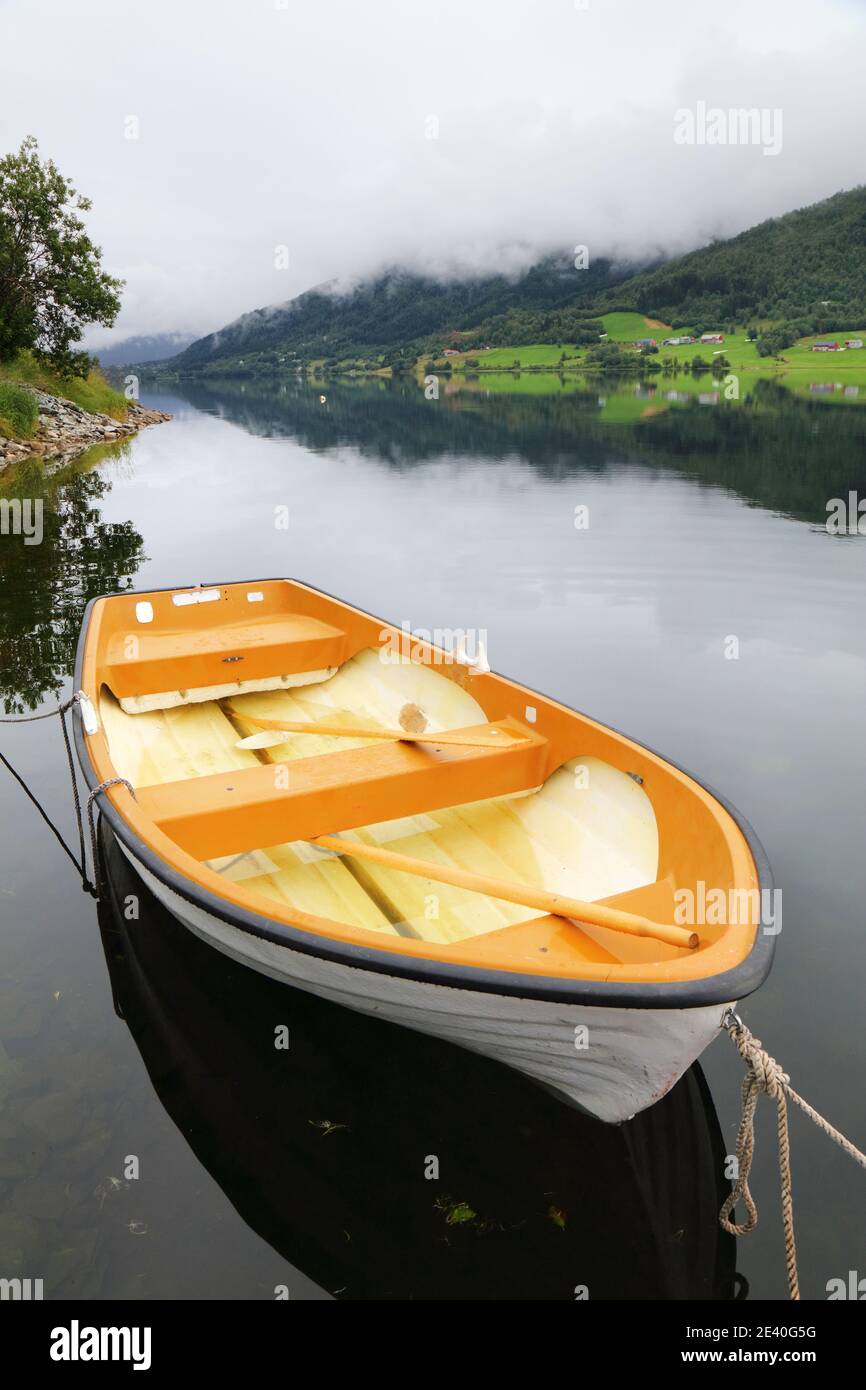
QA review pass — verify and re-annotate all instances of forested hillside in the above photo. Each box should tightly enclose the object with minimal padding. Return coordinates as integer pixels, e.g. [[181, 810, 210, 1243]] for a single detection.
[[169, 258, 629, 372], [155, 186, 866, 377], [603, 187, 866, 334]]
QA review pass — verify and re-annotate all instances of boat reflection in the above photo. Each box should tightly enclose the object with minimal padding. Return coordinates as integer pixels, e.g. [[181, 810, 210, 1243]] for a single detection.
[[97, 822, 737, 1301]]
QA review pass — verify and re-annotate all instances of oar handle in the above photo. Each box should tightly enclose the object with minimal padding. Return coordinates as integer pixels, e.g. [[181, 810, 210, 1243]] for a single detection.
[[311, 834, 699, 950]]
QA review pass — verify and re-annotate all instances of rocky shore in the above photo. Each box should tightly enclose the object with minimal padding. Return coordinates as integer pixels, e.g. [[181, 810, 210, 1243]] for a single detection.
[[0, 390, 171, 472]]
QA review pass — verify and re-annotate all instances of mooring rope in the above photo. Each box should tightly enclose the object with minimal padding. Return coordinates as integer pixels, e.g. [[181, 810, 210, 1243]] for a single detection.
[[720, 1011, 866, 1300], [0, 692, 135, 897], [85, 777, 136, 894], [0, 743, 87, 880], [0, 693, 91, 885], [0, 696, 80, 723]]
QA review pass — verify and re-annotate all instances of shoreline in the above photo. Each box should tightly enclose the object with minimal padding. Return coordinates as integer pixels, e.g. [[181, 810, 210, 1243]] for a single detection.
[[0, 389, 171, 473]]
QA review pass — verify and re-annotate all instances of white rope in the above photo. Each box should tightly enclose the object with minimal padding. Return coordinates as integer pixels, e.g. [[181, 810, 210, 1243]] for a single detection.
[[720, 1011, 866, 1300]]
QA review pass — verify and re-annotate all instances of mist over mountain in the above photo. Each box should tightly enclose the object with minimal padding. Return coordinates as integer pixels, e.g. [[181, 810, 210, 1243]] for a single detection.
[[157, 185, 866, 377], [94, 333, 198, 368], [171, 255, 633, 370]]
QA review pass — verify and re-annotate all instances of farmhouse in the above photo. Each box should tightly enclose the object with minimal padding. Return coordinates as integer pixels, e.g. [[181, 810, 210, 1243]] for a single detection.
[[845, 339, 863, 349], [700, 333, 725, 344], [633, 338, 657, 348], [812, 341, 842, 352], [663, 336, 694, 346], [443, 349, 460, 357]]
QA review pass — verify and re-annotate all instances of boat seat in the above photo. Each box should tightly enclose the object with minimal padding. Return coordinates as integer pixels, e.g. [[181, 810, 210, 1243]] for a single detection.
[[135, 719, 549, 860], [105, 613, 351, 701]]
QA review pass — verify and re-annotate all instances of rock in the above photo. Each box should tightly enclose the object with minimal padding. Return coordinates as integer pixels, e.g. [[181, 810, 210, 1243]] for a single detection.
[[0, 386, 170, 467]]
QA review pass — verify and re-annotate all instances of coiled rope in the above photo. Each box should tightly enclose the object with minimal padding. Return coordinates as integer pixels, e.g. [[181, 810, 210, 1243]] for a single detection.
[[720, 1011, 866, 1300]]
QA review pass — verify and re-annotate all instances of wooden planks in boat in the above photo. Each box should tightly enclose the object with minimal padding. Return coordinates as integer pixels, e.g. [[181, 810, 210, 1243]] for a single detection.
[[99, 649, 660, 950]]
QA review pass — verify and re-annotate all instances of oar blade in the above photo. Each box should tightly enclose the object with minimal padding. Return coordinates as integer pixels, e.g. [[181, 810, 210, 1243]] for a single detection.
[[235, 730, 291, 750]]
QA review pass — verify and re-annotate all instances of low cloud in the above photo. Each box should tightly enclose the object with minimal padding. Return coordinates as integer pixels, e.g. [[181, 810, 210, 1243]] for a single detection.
[[1, 0, 863, 347]]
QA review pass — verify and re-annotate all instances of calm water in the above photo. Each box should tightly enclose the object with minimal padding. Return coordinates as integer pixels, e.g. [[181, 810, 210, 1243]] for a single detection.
[[1, 375, 864, 1300]]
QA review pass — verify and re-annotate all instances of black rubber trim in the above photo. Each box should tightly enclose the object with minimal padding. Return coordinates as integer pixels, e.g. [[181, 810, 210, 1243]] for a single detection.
[[73, 579, 776, 1010]]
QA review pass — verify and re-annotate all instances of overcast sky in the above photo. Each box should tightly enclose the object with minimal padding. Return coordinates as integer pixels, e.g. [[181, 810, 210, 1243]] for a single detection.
[[2, 0, 865, 348]]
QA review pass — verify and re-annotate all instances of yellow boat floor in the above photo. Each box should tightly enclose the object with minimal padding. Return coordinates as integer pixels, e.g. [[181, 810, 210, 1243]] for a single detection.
[[99, 650, 659, 950]]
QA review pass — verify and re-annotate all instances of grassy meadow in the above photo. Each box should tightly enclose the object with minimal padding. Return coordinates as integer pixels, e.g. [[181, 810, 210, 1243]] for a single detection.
[[426, 311, 866, 411]]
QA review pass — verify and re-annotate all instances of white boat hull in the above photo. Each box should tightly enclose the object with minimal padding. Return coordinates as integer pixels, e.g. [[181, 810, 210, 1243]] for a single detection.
[[119, 843, 731, 1124]]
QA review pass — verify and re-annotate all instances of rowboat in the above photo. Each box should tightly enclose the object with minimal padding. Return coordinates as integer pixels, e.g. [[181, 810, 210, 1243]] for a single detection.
[[74, 578, 775, 1123], [96, 818, 737, 1299]]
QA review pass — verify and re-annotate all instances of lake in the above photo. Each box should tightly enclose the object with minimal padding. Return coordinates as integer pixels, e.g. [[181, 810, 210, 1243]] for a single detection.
[[1, 373, 865, 1299]]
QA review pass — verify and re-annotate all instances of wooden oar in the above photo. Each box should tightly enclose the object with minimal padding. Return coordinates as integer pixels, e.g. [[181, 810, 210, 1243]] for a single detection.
[[230, 709, 522, 751], [310, 834, 699, 950]]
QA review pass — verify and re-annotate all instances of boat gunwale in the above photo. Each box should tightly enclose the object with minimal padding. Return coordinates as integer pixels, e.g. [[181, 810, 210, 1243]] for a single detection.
[[73, 579, 776, 1011]]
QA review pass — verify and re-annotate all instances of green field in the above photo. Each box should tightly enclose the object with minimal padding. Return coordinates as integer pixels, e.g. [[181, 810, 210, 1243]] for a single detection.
[[421, 314, 866, 411], [597, 312, 672, 343], [436, 343, 583, 369]]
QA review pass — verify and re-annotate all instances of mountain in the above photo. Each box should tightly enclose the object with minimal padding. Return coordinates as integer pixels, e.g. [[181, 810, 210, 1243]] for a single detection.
[[158, 186, 866, 377], [168, 257, 632, 374], [602, 186, 866, 330], [93, 332, 197, 368]]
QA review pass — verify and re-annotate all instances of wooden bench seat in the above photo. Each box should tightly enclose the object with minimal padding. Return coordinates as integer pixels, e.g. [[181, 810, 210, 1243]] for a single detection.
[[135, 719, 549, 860], [105, 613, 350, 699]]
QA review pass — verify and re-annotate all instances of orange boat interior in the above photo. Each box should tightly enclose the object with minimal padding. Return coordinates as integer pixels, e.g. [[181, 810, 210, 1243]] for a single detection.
[[78, 579, 761, 983]]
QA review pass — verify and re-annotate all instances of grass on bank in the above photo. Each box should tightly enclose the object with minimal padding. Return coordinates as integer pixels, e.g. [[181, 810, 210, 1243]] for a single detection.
[[0, 351, 129, 439], [0, 381, 39, 438]]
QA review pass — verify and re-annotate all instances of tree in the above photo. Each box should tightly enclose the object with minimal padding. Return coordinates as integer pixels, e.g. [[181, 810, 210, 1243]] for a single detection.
[[0, 136, 123, 376]]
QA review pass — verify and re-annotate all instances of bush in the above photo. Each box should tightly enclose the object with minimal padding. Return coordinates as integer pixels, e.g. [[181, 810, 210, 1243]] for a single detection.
[[757, 324, 800, 357], [584, 341, 626, 366], [0, 381, 38, 437]]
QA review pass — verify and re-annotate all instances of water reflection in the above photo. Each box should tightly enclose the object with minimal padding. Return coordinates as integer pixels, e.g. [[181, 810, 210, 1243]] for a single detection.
[[2, 375, 864, 717], [0, 442, 145, 712], [97, 823, 736, 1301], [170, 375, 866, 527], [1, 375, 864, 1298]]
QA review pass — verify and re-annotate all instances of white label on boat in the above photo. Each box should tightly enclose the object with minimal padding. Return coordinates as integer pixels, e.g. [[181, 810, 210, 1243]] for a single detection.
[[78, 693, 99, 735], [246, 590, 265, 603], [135, 601, 154, 624], [172, 588, 221, 607]]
